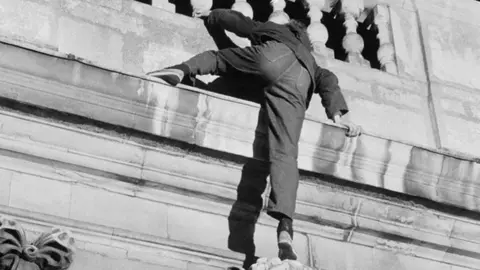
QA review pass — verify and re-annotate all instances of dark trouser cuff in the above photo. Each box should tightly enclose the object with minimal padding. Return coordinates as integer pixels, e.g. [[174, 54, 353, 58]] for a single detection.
[[167, 63, 191, 75], [276, 216, 293, 239], [167, 63, 196, 86]]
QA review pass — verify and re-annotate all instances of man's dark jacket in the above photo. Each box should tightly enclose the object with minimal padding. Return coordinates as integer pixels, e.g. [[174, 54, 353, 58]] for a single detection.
[[206, 9, 349, 119]]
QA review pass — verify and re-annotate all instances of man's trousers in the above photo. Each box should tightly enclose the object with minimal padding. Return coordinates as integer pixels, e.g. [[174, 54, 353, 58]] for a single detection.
[[176, 40, 311, 220]]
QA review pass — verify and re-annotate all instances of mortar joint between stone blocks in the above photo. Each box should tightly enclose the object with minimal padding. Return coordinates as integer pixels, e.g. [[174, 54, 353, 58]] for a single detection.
[[347, 200, 363, 242]]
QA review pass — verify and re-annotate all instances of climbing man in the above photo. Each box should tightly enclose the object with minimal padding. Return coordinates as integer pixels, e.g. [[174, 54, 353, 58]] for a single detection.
[[147, 8, 362, 261]]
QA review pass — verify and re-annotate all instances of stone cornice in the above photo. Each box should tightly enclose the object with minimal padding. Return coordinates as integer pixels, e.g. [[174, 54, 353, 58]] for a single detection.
[[0, 40, 478, 214], [0, 108, 478, 268]]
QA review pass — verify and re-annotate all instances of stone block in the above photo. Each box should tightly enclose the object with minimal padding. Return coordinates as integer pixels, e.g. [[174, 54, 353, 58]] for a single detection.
[[309, 235, 453, 270], [420, 11, 480, 89], [127, 248, 189, 269], [167, 205, 230, 250], [415, 0, 480, 26], [389, 7, 427, 81], [142, 41, 195, 73], [9, 172, 72, 218], [152, 0, 176, 12], [450, 219, 480, 253], [82, 242, 128, 259], [0, 112, 143, 179], [70, 185, 168, 238], [470, 104, 480, 120], [345, 96, 435, 147], [440, 98, 467, 115], [58, 17, 124, 70], [439, 114, 480, 157], [357, 199, 454, 246], [374, 85, 425, 109], [62, 0, 145, 35], [84, 0, 123, 11], [0, 169, 12, 206], [142, 148, 240, 198], [187, 263, 224, 270], [438, 83, 480, 104], [0, 0, 58, 48], [71, 250, 173, 270]]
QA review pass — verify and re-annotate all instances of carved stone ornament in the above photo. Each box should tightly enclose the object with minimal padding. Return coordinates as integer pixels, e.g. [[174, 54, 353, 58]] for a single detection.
[[306, 0, 334, 58], [0, 216, 75, 270], [268, 0, 290, 24], [374, 4, 397, 74], [249, 258, 314, 270], [190, 0, 213, 15], [341, 0, 370, 66]]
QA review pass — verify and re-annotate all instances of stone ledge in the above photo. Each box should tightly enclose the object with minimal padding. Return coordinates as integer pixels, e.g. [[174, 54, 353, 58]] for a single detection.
[[0, 40, 478, 214], [0, 206, 243, 270], [0, 109, 479, 269]]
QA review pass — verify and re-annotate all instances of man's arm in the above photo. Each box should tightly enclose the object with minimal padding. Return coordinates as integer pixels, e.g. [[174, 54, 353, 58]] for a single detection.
[[315, 66, 362, 137], [205, 9, 261, 38], [314, 66, 349, 120]]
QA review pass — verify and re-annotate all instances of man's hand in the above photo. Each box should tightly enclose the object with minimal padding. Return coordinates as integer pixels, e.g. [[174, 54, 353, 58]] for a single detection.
[[333, 114, 362, 137], [342, 122, 362, 137], [193, 9, 211, 18]]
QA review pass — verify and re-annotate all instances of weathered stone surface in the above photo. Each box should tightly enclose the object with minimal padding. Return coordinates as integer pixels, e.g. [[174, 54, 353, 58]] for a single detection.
[[420, 11, 480, 89], [61, 0, 145, 35], [345, 96, 434, 146], [70, 185, 169, 238], [0, 109, 480, 269], [414, 0, 480, 26], [9, 172, 72, 218], [309, 235, 459, 270], [440, 98, 467, 116], [58, 17, 124, 70], [389, 7, 427, 81], [0, 170, 12, 206], [440, 115, 480, 163], [2, 43, 480, 215], [0, 0, 58, 48], [151, 0, 176, 12], [374, 85, 424, 109]]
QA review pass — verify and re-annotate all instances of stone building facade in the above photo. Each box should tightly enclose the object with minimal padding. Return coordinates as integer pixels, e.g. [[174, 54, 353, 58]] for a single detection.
[[0, 0, 479, 269]]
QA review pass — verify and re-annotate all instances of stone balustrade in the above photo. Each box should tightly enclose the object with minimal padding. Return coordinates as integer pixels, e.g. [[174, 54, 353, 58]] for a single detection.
[[187, 0, 398, 71]]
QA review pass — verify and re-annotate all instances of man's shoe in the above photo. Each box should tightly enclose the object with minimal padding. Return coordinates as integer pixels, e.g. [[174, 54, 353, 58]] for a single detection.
[[278, 230, 298, 261], [277, 218, 298, 261], [147, 68, 185, 86]]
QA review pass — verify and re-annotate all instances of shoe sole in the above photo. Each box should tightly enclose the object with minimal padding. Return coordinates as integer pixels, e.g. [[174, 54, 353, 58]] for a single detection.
[[278, 242, 298, 261], [147, 70, 182, 86]]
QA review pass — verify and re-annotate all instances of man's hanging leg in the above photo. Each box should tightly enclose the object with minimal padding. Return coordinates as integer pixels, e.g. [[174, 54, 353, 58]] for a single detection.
[[263, 58, 310, 261]]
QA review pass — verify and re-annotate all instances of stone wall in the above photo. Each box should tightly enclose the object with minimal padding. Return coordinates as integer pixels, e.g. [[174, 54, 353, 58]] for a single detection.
[[0, 0, 480, 269], [1, 0, 478, 156], [0, 0, 468, 151]]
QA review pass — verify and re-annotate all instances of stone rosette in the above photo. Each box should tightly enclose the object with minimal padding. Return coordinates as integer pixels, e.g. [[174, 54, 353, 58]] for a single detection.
[[0, 216, 75, 270]]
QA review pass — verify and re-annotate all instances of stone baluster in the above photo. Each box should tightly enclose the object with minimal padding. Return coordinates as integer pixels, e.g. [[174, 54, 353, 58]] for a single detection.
[[226, 0, 253, 48], [306, 0, 334, 59], [190, 0, 212, 16], [269, 0, 289, 24], [374, 4, 397, 74], [340, 0, 370, 66]]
